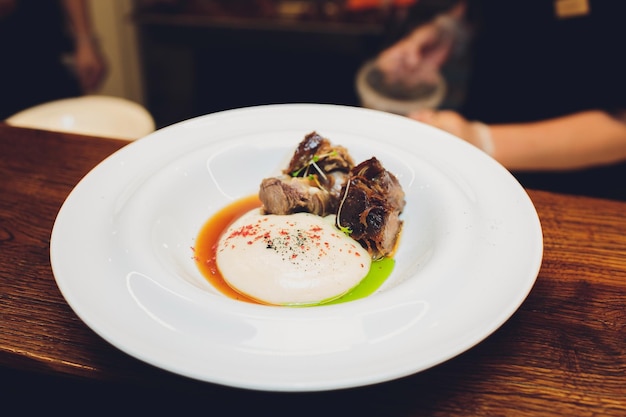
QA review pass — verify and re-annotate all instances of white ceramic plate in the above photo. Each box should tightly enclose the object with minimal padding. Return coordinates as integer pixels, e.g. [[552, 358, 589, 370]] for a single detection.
[[50, 104, 543, 392]]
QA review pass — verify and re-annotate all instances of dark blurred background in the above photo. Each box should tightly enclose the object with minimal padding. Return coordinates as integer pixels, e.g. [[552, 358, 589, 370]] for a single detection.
[[130, 0, 466, 128]]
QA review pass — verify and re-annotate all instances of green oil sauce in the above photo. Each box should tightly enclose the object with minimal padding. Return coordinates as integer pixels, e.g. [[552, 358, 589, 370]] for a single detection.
[[325, 257, 395, 305], [285, 257, 395, 307]]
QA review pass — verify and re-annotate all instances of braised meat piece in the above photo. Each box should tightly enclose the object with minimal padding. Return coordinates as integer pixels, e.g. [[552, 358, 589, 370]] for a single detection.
[[259, 132, 354, 216], [286, 132, 354, 178], [336, 157, 405, 259], [258, 175, 336, 216], [259, 133, 406, 259]]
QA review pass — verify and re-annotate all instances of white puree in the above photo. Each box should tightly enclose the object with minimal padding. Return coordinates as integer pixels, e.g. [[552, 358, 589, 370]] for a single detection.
[[216, 208, 371, 305]]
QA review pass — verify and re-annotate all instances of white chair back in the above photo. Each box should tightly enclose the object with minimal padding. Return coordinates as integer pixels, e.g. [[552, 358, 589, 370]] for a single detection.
[[6, 95, 155, 140]]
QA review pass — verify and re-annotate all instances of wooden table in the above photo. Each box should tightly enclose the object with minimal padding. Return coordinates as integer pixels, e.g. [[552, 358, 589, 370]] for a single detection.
[[1, 124, 625, 415]]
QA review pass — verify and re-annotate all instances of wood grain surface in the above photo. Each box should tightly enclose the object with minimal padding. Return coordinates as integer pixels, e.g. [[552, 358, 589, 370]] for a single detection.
[[1, 124, 624, 415]]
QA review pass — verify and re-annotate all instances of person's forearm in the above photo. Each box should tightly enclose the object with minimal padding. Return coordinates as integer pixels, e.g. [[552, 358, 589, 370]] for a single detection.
[[490, 110, 626, 171], [61, 0, 96, 44]]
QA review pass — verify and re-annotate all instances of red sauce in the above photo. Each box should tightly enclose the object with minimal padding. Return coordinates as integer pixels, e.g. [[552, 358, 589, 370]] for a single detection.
[[193, 195, 262, 304]]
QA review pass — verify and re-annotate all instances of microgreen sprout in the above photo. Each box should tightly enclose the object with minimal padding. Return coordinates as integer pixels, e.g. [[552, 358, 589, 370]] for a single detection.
[[309, 160, 327, 182], [307, 174, 324, 189], [338, 225, 353, 235], [336, 177, 352, 236], [291, 150, 338, 179]]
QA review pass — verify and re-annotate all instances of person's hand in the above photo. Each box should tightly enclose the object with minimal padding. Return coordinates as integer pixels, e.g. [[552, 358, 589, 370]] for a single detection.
[[409, 109, 494, 155], [375, 16, 457, 87], [73, 38, 107, 93]]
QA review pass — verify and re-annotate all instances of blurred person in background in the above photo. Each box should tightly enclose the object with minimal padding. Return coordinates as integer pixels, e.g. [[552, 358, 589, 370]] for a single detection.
[[376, 0, 626, 200], [0, 0, 107, 120]]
